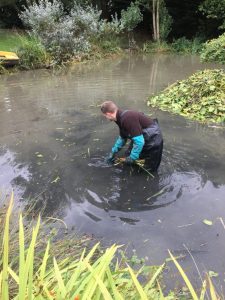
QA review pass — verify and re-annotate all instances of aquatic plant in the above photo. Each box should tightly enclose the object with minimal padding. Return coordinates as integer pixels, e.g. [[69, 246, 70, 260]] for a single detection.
[[147, 69, 225, 123], [115, 158, 155, 178]]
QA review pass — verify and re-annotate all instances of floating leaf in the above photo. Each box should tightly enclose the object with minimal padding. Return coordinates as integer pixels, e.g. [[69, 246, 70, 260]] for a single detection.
[[208, 270, 219, 277], [51, 176, 60, 184], [203, 219, 213, 226]]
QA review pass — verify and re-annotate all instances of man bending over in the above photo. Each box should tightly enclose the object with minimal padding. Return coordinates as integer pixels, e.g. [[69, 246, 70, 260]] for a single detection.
[[101, 101, 163, 172]]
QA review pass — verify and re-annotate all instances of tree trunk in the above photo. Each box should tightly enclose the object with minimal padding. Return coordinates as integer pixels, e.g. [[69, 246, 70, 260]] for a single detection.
[[156, 0, 160, 41], [152, 0, 157, 41]]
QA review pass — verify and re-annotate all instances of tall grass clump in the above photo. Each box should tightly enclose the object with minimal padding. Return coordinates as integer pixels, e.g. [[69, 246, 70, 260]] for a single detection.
[[0, 194, 174, 299], [200, 33, 225, 64], [17, 35, 50, 69]]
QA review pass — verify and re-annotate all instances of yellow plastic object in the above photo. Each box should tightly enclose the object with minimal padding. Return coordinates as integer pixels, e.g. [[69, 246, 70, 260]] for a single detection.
[[0, 51, 19, 66]]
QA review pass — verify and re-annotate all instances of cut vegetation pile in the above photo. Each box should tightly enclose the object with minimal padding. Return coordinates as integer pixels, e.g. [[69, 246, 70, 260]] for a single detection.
[[147, 69, 225, 123]]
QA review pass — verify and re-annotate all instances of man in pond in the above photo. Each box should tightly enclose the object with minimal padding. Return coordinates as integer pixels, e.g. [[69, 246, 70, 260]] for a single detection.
[[101, 101, 163, 172]]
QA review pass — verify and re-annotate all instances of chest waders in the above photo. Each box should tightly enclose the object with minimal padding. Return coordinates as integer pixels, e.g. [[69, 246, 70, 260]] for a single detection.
[[125, 118, 163, 172]]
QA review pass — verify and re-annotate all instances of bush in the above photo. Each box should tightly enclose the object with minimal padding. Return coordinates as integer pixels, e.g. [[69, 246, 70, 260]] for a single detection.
[[99, 14, 124, 37], [147, 69, 225, 123], [171, 37, 204, 54], [120, 2, 143, 32], [200, 33, 225, 64], [19, 0, 102, 63]]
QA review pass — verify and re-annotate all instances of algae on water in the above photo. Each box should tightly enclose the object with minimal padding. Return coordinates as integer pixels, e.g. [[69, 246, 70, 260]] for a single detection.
[[147, 69, 225, 123]]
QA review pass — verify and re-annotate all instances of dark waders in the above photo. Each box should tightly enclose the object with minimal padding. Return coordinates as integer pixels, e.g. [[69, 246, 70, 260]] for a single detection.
[[126, 119, 163, 172]]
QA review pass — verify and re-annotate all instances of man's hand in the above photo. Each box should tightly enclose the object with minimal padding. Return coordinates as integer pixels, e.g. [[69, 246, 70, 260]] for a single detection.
[[124, 157, 134, 165], [106, 152, 116, 164]]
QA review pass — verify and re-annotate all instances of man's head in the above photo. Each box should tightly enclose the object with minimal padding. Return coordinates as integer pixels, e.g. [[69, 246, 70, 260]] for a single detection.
[[100, 101, 118, 121]]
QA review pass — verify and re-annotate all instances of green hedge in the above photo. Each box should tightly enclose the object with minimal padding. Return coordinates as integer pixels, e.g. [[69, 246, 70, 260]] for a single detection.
[[200, 33, 225, 64]]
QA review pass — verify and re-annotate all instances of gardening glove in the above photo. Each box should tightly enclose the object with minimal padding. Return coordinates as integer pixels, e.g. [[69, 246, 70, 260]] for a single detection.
[[124, 156, 134, 165], [106, 152, 116, 164]]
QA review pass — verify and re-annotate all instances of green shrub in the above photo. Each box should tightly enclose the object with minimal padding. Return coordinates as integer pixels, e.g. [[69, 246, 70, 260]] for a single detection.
[[171, 37, 204, 54], [120, 2, 143, 32], [147, 69, 225, 123], [200, 33, 225, 64]]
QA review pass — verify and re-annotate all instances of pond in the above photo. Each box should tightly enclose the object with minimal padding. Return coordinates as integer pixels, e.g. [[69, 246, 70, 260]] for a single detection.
[[0, 54, 225, 289]]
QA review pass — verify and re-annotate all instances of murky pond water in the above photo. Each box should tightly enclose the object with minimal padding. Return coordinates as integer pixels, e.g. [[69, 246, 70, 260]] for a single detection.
[[1, 54, 225, 288]]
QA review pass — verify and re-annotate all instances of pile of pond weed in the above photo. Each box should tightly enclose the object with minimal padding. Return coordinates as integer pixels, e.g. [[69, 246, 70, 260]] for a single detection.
[[147, 69, 225, 123]]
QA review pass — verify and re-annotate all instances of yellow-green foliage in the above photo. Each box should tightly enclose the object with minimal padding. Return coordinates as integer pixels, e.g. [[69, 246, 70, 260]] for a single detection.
[[200, 33, 225, 64], [0, 195, 172, 299], [147, 69, 225, 123]]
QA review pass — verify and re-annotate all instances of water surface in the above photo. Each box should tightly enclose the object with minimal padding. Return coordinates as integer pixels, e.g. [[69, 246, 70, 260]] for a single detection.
[[1, 54, 225, 289]]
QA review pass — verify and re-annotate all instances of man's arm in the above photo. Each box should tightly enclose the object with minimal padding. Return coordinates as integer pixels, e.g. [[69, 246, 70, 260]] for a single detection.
[[129, 135, 145, 160], [112, 136, 127, 154]]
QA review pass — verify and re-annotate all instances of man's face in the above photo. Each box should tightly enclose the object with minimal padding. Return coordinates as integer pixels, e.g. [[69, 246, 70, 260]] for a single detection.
[[103, 112, 116, 121]]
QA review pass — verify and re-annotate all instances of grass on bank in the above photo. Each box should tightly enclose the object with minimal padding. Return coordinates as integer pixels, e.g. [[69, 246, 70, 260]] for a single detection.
[[0, 30, 27, 52], [147, 69, 225, 124], [0, 194, 221, 299]]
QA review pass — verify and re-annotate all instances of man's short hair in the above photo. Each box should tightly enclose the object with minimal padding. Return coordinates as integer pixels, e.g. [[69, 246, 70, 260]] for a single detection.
[[101, 101, 118, 114]]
